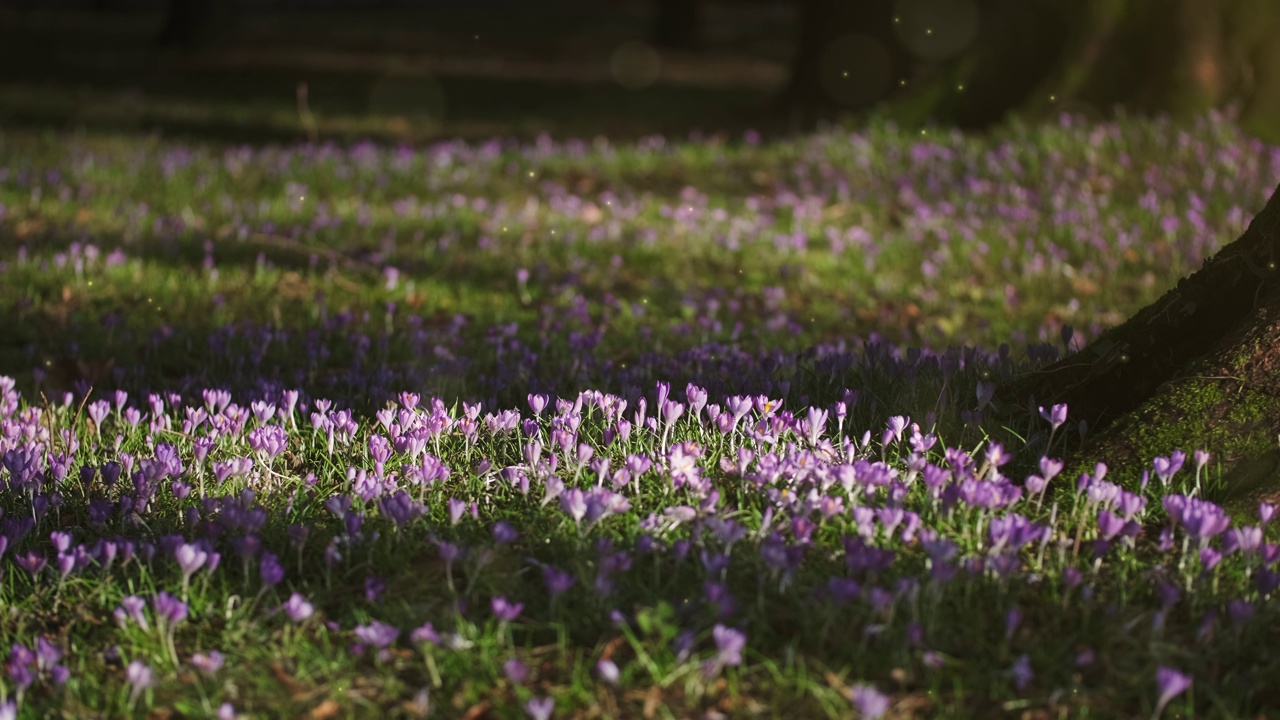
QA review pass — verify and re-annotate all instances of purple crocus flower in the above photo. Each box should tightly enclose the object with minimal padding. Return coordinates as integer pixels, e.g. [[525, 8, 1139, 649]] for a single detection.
[[1224, 526, 1263, 555], [850, 683, 890, 719], [1227, 598, 1255, 626], [448, 497, 468, 526], [378, 490, 426, 531], [56, 552, 77, 580], [988, 514, 1044, 552], [1193, 449, 1211, 473], [35, 636, 61, 673], [1003, 650, 1034, 691], [260, 552, 285, 587], [492, 597, 524, 623], [543, 565, 576, 598], [528, 393, 549, 417], [353, 620, 399, 649], [190, 650, 224, 675], [884, 415, 908, 445], [560, 488, 587, 524], [126, 659, 154, 708], [1005, 608, 1022, 641], [804, 406, 828, 446], [712, 624, 745, 668], [1038, 403, 1068, 431], [1154, 667, 1192, 718], [324, 495, 352, 519], [504, 658, 529, 684], [7, 657, 34, 692], [153, 591, 189, 625], [175, 543, 207, 584], [101, 460, 122, 487], [1152, 452, 1186, 486], [1097, 509, 1127, 542], [364, 576, 385, 602], [283, 592, 314, 623], [1178, 497, 1231, 540], [88, 399, 111, 428], [8, 644, 35, 681], [119, 595, 150, 632], [596, 658, 620, 685], [1260, 502, 1277, 526], [15, 551, 46, 578], [524, 696, 555, 720], [1009, 654, 1033, 692], [436, 540, 462, 565], [661, 399, 685, 428], [50, 531, 72, 553], [492, 521, 518, 544], [410, 622, 439, 645], [127, 659, 154, 688]]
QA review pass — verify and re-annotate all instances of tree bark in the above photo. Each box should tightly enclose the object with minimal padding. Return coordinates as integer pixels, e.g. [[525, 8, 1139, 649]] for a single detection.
[[782, 0, 911, 126], [781, 0, 1280, 141], [1005, 0, 1280, 139], [1000, 183, 1280, 502], [649, 0, 703, 50], [777, 1, 1280, 499], [157, 0, 235, 50], [930, 0, 1070, 129]]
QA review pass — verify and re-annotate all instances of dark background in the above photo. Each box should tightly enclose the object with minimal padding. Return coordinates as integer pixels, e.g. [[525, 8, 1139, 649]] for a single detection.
[[2, 0, 1278, 143], [0, 0, 798, 143]]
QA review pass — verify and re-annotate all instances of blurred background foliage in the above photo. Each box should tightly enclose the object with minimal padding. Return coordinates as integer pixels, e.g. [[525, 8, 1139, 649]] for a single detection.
[[3, 0, 1279, 144]]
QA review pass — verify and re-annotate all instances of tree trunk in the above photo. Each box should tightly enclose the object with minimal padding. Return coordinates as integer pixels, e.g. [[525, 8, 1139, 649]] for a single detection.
[[649, 0, 702, 50], [157, 0, 235, 50], [782, 0, 912, 126], [1000, 183, 1280, 504], [778, 0, 1280, 500], [1004, 0, 1280, 140], [929, 0, 1071, 129], [782, 0, 1280, 141]]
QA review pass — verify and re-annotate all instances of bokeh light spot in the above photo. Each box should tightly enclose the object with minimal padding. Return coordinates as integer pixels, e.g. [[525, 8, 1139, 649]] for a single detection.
[[367, 75, 447, 130], [611, 41, 662, 90], [817, 34, 893, 107], [892, 0, 978, 60]]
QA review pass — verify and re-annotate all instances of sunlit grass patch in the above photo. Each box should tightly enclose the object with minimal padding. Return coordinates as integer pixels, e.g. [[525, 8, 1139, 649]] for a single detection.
[[0, 112, 1278, 717]]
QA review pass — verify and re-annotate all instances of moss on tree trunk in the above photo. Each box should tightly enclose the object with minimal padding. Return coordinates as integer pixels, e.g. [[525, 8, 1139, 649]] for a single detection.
[[1001, 184, 1280, 508], [783, 0, 1280, 499]]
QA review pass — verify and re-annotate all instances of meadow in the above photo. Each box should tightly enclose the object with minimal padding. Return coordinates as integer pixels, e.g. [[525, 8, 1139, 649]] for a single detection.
[[0, 110, 1278, 717]]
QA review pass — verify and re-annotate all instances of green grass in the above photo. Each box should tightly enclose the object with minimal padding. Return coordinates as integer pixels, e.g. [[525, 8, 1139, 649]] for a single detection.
[[0, 110, 1278, 718]]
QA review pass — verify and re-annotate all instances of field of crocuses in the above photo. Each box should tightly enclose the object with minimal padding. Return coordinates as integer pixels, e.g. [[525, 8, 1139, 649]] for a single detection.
[[1, 111, 1279, 718]]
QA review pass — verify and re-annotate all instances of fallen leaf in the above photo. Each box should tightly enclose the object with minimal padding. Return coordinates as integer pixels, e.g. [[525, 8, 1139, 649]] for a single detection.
[[308, 699, 341, 720], [643, 686, 661, 719], [600, 636, 625, 661], [271, 663, 305, 696]]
